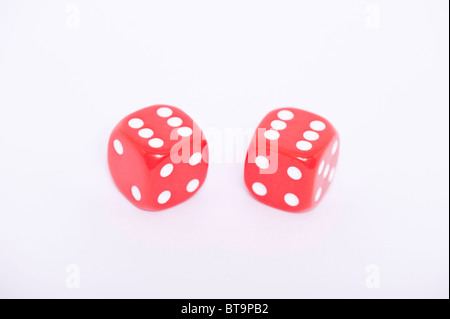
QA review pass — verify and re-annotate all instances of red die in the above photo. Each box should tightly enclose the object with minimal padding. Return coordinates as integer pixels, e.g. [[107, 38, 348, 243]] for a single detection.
[[108, 105, 208, 210], [244, 108, 339, 212]]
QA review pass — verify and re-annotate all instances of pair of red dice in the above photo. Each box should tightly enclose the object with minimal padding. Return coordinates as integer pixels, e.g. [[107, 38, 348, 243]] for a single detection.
[[108, 105, 339, 212]]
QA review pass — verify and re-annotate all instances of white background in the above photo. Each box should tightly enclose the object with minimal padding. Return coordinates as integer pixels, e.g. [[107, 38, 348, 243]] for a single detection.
[[0, 0, 448, 299]]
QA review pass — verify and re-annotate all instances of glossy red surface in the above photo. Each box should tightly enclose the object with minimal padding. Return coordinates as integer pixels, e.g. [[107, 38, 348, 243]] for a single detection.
[[108, 105, 208, 210], [244, 108, 339, 212]]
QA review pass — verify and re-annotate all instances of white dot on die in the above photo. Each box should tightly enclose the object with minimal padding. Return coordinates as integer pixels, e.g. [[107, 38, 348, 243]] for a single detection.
[[264, 129, 280, 140], [318, 160, 325, 175], [328, 167, 335, 182], [323, 164, 330, 179], [303, 131, 319, 141], [284, 193, 299, 207], [271, 120, 287, 130], [255, 156, 269, 169], [287, 166, 302, 180], [189, 152, 202, 166], [157, 190, 171, 204], [148, 138, 164, 148], [177, 127, 193, 137], [138, 128, 154, 138], [167, 117, 183, 127], [252, 182, 267, 196], [160, 163, 174, 177], [277, 110, 294, 121], [128, 118, 144, 129], [113, 139, 123, 155], [131, 186, 141, 201], [332, 140, 339, 155], [186, 179, 200, 193], [296, 140, 312, 151], [310, 120, 326, 131], [157, 107, 173, 118], [315, 187, 322, 202]]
